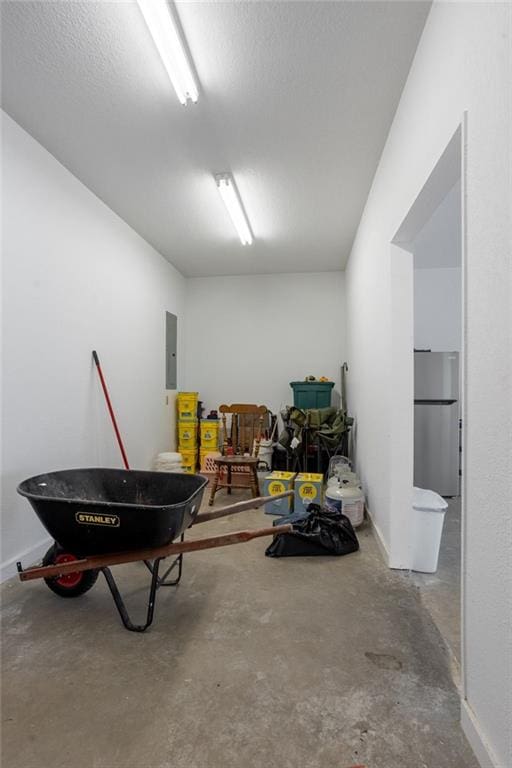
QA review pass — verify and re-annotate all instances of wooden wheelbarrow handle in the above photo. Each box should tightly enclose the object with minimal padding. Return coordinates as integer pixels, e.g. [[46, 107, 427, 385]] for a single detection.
[[194, 490, 293, 524], [17, 523, 293, 582]]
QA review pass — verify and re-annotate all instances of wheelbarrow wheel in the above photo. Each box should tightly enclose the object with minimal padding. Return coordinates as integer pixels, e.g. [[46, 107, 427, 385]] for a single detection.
[[42, 544, 99, 598]]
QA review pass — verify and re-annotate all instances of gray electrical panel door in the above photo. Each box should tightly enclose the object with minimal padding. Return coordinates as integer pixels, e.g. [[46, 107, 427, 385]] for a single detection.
[[165, 312, 177, 389]]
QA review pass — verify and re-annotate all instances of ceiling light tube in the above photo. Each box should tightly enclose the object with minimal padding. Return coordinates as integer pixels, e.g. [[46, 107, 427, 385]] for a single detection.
[[137, 0, 198, 105], [215, 174, 253, 246]]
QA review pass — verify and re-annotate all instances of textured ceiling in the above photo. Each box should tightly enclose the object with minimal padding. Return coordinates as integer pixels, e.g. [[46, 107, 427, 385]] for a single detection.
[[1, 1, 430, 277]]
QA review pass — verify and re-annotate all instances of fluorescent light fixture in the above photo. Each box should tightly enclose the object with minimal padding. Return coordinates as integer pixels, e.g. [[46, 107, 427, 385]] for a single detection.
[[136, 0, 198, 105], [215, 174, 253, 246]]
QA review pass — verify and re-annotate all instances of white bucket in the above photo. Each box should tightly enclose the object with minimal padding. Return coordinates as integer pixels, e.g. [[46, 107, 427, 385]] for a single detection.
[[255, 439, 273, 471], [411, 487, 448, 573]]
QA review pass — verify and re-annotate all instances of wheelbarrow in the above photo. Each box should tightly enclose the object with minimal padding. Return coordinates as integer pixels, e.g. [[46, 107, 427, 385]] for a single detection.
[[16, 468, 292, 632]]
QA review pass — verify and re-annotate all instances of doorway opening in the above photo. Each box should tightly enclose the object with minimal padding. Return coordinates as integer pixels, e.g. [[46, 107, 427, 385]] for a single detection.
[[411, 178, 462, 675], [389, 122, 466, 686]]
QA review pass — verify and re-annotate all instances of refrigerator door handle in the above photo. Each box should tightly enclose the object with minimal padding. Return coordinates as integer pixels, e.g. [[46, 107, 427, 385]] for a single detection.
[[414, 399, 457, 405]]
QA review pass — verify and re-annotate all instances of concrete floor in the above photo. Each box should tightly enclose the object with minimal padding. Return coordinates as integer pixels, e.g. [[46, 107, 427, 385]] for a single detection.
[[1, 490, 477, 768], [405, 498, 461, 680]]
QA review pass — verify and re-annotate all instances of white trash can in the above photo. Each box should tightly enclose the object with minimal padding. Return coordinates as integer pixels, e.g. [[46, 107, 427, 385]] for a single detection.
[[411, 487, 448, 573]]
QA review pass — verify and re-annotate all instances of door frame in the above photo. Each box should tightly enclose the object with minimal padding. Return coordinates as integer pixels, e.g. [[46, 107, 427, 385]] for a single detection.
[[388, 116, 467, 699]]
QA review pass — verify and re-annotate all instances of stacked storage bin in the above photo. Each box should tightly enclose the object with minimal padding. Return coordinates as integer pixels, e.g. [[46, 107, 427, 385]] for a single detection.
[[177, 392, 199, 474], [294, 473, 324, 514], [200, 419, 220, 471]]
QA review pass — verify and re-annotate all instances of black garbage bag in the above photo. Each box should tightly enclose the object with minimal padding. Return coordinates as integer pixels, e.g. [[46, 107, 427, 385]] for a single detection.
[[271, 509, 309, 527], [265, 503, 359, 558]]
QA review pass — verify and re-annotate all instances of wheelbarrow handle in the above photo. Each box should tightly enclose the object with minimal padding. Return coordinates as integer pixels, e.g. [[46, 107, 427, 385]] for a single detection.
[[17, 524, 293, 582], [180, 524, 292, 552], [194, 491, 293, 524]]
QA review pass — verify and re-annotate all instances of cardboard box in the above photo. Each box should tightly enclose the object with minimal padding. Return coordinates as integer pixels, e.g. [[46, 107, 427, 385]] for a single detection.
[[294, 473, 323, 514], [263, 471, 296, 515]]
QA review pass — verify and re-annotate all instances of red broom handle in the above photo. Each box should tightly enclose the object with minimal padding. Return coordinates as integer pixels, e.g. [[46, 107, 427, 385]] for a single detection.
[[92, 350, 130, 470]]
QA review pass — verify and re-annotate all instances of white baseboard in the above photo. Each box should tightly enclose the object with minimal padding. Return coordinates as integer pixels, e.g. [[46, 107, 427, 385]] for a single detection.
[[461, 699, 502, 768], [365, 505, 390, 567], [1, 536, 52, 583]]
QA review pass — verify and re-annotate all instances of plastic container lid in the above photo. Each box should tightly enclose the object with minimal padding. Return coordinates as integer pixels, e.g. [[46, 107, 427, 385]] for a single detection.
[[413, 487, 448, 512]]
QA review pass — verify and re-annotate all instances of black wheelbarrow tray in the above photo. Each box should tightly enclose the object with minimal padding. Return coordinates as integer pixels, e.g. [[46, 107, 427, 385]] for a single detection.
[[16, 468, 292, 632]]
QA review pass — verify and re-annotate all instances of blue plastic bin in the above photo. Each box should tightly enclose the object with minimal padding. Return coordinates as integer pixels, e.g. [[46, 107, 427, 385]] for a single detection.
[[290, 381, 334, 409]]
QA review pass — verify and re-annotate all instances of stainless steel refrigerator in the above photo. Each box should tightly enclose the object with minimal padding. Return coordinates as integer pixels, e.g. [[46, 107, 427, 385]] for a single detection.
[[414, 351, 460, 496]]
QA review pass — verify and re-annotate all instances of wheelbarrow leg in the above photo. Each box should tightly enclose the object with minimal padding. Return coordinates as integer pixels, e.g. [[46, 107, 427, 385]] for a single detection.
[[158, 553, 183, 586], [101, 559, 163, 633], [143, 553, 183, 586], [143, 534, 184, 586]]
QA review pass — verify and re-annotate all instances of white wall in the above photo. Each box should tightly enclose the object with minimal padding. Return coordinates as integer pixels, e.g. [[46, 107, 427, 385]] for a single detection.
[[414, 180, 461, 270], [345, 4, 511, 767], [413, 179, 462, 351], [414, 267, 461, 351], [1, 113, 186, 578], [185, 272, 345, 415]]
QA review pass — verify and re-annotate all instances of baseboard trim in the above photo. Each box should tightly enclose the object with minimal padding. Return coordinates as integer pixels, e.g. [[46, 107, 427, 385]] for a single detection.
[[461, 699, 501, 768], [365, 506, 390, 567], [1, 536, 52, 584]]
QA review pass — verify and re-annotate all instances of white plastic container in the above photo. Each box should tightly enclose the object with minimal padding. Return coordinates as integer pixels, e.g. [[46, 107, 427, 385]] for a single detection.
[[411, 487, 448, 573], [325, 482, 365, 528], [255, 439, 273, 471]]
